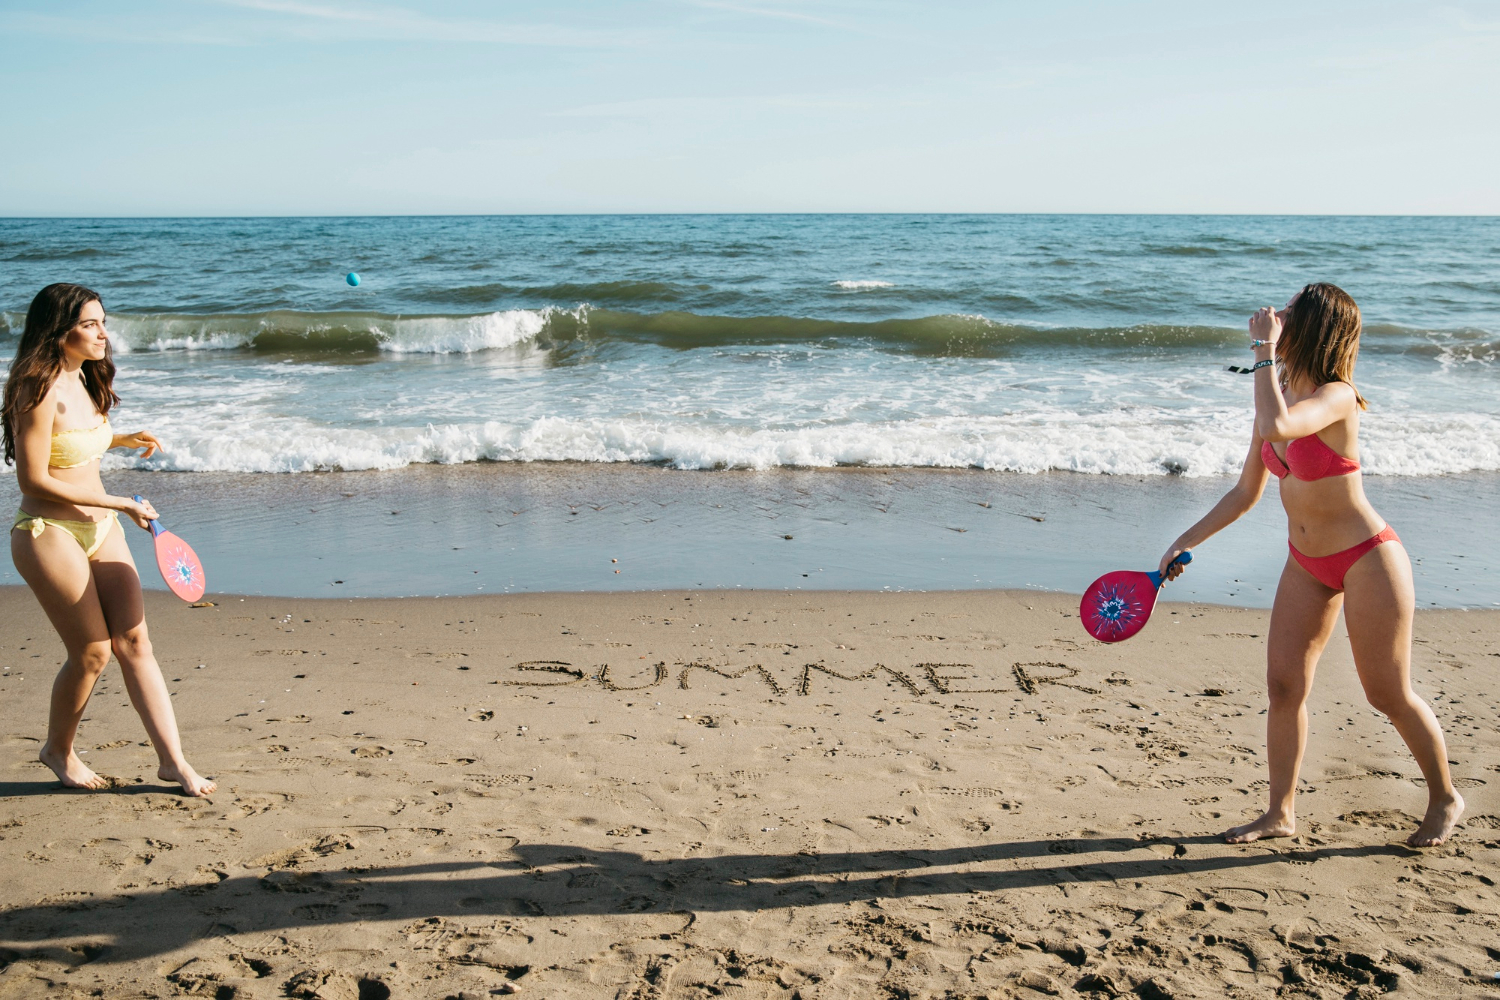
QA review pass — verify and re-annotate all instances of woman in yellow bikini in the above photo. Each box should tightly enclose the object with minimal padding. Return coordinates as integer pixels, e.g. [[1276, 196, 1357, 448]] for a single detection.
[[4, 283, 214, 796]]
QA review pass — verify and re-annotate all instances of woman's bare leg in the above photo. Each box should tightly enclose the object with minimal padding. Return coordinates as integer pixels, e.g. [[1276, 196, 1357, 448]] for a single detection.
[[88, 524, 215, 797], [1225, 556, 1343, 843], [11, 526, 115, 789], [1342, 541, 1462, 846]]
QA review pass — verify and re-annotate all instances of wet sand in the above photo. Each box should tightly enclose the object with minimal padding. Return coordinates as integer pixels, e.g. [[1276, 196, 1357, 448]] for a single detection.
[[1, 587, 1496, 998], [4, 463, 1496, 607]]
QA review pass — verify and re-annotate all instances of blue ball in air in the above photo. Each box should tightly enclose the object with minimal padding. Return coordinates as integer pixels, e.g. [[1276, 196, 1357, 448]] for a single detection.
[[346, 272, 361, 287]]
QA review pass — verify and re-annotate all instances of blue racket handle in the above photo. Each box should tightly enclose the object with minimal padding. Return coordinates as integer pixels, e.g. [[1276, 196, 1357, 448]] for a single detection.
[[1147, 550, 1192, 589], [132, 494, 165, 538]]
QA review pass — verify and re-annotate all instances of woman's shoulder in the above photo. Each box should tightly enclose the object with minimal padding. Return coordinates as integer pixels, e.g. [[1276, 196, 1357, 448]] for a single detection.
[[1309, 381, 1361, 442], [41, 380, 105, 430], [15, 380, 61, 423], [1310, 379, 1358, 410]]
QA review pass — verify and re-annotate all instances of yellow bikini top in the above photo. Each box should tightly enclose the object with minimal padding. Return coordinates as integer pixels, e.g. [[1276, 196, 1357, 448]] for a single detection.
[[50, 418, 113, 469]]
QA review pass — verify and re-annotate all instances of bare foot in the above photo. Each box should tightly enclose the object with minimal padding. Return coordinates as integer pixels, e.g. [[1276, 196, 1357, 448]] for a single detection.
[[1223, 812, 1296, 844], [158, 762, 216, 797], [38, 746, 109, 790], [1408, 792, 1464, 848]]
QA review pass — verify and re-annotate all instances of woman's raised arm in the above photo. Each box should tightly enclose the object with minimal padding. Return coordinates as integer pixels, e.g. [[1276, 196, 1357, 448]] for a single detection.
[[1249, 305, 1356, 442]]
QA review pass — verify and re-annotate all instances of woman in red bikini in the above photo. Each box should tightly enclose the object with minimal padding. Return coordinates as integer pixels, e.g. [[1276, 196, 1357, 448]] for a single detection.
[[1159, 283, 1463, 847]]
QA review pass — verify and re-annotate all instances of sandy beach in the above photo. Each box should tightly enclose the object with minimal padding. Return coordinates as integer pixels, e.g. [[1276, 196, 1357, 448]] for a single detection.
[[1, 586, 1495, 999], [4, 4, 1499, 997]]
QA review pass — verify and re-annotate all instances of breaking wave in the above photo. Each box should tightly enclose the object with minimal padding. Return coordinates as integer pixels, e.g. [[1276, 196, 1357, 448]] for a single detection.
[[65, 409, 1500, 476], [2, 309, 1491, 362], [32, 308, 1242, 356], [97, 308, 563, 355]]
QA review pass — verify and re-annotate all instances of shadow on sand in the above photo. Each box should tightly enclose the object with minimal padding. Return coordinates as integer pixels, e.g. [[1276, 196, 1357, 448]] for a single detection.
[[0, 779, 186, 799], [0, 832, 1405, 966]]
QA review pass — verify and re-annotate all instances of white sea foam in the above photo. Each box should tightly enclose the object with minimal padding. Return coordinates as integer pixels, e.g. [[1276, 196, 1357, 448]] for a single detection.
[[8, 302, 1496, 482], [832, 280, 895, 290], [104, 308, 561, 354], [107, 325, 252, 352], [63, 409, 1499, 477], [379, 309, 555, 354]]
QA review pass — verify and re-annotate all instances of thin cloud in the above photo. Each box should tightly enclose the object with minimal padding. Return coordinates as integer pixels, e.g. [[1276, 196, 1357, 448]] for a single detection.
[[213, 0, 642, 47], [551, 88, 905, 120], [218, 0, 381, 23], [1438, 4, 1500, 33], [0, 9, 255, 46], [675, 0, 932, 46], [682, 0, 844, 28]]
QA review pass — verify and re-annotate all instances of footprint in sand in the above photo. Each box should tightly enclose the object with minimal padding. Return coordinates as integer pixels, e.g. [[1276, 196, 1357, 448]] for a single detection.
[[466, 774, 531, 788], [1211, 886, 1270, 909], [285, 971, 391, 1000], [84, 836, 171, 871], [250, 834, 358, 870], [617, 895, 657, 912], [1338, 809, 1417, 830], [168, 956, 274, 994], [232, 794, 293, 818], [1158, 775, 1234, 788], [291, 903, 341, 921]]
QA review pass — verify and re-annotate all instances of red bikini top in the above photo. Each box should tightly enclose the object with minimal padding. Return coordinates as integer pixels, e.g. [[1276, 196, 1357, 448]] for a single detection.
[[1261, 434, 1361, 481]]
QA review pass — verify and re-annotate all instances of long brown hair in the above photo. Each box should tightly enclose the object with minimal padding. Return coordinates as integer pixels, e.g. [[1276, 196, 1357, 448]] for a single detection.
[[1278, 282, 1367, 410], [3, 283, 120, 465]]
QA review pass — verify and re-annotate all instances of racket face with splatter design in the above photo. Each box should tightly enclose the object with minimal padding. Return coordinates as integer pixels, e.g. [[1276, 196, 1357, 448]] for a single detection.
[[134, 495, 207, 602], [1080, 552, 1191, 643]]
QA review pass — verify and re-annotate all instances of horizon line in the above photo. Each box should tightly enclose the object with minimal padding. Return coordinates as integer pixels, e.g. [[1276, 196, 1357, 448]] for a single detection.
[[2, 211, 1498, 221]]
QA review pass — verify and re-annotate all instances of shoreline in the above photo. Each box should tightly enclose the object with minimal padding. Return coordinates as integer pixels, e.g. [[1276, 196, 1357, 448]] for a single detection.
[[4, 463, 1496, 608], [1, 586, 1495, 997]]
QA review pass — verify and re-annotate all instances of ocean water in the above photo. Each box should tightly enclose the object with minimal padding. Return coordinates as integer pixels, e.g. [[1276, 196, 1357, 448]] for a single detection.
[[2, 215, 1497, 478]]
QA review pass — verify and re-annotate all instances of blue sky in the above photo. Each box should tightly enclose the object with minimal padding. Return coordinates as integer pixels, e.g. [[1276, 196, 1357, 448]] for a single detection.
[[1, 0, 1496, 215]]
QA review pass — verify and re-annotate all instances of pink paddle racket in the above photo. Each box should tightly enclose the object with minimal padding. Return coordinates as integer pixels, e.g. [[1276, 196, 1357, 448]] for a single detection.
[[133, 494, 207, 603], [1080, 552, 1191, 643]]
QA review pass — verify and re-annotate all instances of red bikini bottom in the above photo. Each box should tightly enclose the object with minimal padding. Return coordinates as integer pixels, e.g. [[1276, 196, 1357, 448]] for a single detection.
[[1289, 525, 1400, 590]]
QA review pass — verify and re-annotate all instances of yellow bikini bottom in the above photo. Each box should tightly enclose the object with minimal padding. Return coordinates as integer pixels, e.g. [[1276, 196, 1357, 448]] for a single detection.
[[11, 510, 118, 558]]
